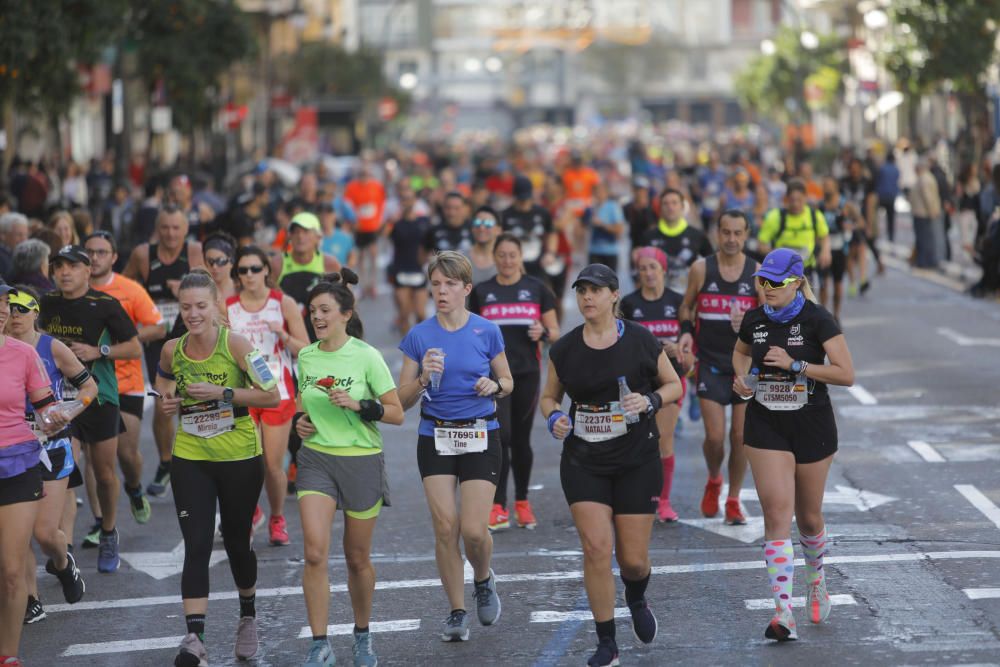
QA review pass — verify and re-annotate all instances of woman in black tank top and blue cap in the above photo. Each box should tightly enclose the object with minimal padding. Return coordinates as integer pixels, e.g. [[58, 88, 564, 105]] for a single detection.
[[541, 263, 682, 667], [732, 247, 855, 642]]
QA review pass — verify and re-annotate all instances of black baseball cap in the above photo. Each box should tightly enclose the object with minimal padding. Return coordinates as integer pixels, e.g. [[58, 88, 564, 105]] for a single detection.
[[571, 264, 619, 290], [0, 279, 17, 297], [50, 244, 92, 266]]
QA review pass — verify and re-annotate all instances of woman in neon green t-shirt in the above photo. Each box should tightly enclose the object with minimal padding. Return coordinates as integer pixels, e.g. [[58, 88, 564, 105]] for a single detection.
[[294, 268, 403, 667]]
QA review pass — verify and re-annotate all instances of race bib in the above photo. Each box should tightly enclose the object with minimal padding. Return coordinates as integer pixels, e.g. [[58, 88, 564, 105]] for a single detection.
[[573, 402, 628, 443], [434, 420, 488, 456], [396, 271, 425, 287], [358, 204, 377, 219], [754, 380, 807, 411], [543, 256, 566, 276], [180, 400, 236, 438], [521, 237, 543, 262], [828, 233, 845, 251], [703, 196, 720, 211], [158, 301, 181, 330]]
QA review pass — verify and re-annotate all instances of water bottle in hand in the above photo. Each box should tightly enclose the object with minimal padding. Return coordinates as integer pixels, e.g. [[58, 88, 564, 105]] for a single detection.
[[428, 348, 444, 391], [618, 376, 640, 424], [41, 397, 91, 427], [740, 368, 760, 400]]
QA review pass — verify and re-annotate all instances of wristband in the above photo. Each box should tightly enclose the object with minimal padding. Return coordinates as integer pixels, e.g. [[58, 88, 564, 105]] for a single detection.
[[157, 365, 175, 380], [680, 320, 695, 336], [546, 410, 570, 436], [358, 399, 385, 422], [31, 394, 57, 410], [644, 391, 663, 413], [68, 369, 92, 389]]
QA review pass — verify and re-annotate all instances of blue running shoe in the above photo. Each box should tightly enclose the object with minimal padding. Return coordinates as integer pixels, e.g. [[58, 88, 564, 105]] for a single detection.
[[97, 528, 120, 573]]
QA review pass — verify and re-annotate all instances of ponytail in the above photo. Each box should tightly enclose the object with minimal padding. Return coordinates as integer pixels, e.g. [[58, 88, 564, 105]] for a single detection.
[[307, 267, 364, 339], [799, 277, 818, 303]]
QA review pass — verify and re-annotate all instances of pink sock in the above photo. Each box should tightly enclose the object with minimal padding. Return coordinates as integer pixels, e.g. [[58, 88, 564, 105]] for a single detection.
[[660, 455, 675, 501]]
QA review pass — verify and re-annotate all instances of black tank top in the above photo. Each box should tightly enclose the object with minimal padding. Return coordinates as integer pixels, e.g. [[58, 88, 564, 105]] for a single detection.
[[694, 253, 758, 373], [146, 243, 191, 302]]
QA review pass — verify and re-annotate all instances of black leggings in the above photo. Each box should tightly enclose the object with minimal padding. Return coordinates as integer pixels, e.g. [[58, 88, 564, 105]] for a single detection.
[[172, 455, 264, 599], [495, 371, 541, 506]]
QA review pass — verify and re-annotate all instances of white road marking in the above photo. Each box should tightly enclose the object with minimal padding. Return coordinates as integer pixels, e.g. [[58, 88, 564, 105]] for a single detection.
[[744, 594, 856, 610], [724, 484, 896, 511], [908, 440, 946, 463], [964, 588, 1000, 600], [63, 636, 181, 656], [464, 559, 475, 582], [531, 608, 630, 623], [846, 384, 878, 405], [838, 405, 1000, 423], [937, 327, 1000, 348], [955, 485, 1000, 530], [120, 540, 227, 580], [296, 619, 421, 638], [678, 517, 766, 544], [45, 550, 1000, 615]]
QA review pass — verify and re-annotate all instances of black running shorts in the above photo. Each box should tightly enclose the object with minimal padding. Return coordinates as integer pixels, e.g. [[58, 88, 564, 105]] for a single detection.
[[0, 467, 43, 506], [744, 401, 838, 464], [73, 401, 125, 443], [559, 453, 662, 515], [696, 364, 742, 406], [416, 431, 501, 484], [119, 394, 145, 419]]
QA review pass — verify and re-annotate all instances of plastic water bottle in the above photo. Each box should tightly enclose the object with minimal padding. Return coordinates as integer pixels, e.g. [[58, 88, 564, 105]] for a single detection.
[[740, 368, 760, 401], [428, 348, 444, 391], [618, 376, 640, 424], [41, 397, 91, 427]]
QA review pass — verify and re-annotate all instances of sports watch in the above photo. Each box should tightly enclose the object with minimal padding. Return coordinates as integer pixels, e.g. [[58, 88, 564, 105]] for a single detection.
[[222, 387, 235, 402], [99, 344, 111, 357], [790, 360, 804, 374]]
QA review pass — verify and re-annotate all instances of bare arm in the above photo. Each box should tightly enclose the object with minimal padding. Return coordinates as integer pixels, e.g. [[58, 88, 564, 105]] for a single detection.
[[187, 242, 205, 269], [123, 244, 148, 282], [279, 295, 311, 355], [482, 351, 513, 399], [51, 339, 99, 405], [397, 356, 427, 411], [677, 259, 705, 362], [323, 253, 342, 274]]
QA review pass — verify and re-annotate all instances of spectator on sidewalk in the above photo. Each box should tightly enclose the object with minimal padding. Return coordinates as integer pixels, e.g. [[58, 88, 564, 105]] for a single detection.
[[876, 153, 900, 242], [929, 157, 953, 262], [910, 157, 944, 269], [970, 164, 1000, 297], [955, 163, 981, 264]]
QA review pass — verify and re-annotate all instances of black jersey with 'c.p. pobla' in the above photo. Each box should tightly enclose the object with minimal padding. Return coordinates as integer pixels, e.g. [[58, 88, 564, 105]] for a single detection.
[[621, 287, 684, 375], [738, 300, 842, 406]]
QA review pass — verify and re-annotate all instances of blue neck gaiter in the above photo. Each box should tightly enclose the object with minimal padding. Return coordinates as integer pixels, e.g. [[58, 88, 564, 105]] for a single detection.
[[763, 290, 806, 324]]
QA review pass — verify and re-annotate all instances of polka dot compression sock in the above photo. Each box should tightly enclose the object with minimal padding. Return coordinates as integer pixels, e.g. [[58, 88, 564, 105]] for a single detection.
[[799, 529, 827, 585], [763, 539, 795, 612]]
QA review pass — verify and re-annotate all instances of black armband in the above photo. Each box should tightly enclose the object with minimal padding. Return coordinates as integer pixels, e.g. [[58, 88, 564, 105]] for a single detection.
[[680, 320, 695, 336], [31, 394, 56, 411], [644, 391, 663, 413], [157, 365, 175, 380], [68, 369, 92, 389], [358, 399, 385, 422]]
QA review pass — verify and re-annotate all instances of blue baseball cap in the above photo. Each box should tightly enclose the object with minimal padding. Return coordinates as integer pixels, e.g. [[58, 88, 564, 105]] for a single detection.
[[754, 248, 804, 282]]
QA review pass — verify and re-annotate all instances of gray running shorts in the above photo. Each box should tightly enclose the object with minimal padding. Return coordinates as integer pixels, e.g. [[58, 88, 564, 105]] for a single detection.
[[296, 446, 390, 518]]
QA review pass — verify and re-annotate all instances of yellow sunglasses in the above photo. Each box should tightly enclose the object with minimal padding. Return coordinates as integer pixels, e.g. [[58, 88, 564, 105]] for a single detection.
[[757, 276, 800, 290]]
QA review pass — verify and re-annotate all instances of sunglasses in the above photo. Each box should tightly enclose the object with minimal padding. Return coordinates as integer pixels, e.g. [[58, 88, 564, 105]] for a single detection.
[[10, 304, 36, 315], [472, 218, 496, 228], [757, 276, 800, 290], [237, 265, 266, 275], [207, 257, 231, 268]]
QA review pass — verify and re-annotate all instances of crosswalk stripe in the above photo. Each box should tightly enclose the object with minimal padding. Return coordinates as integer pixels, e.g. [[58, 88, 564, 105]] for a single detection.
[[964, 588, 1000, 600], [297, 619, 421, 638], [63, 636, 181, 656], [908, 440, 946, 462], [744, 594, 857, 610], [531, 608, 630, 623]]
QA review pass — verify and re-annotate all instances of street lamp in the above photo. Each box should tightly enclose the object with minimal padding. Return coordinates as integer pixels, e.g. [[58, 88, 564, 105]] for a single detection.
[[399, 72, 418, 90], [484, 56, 503, 73], [464, 58, 482, 73], [761, 39, 777, 56]]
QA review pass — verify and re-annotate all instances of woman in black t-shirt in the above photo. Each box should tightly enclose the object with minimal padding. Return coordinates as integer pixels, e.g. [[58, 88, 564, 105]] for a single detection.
[[621, 247, 687, 523], [469, 234, 559, 532], [732, 248, 855, 642], [387, 181, 430, 335], [540, 264, 682, 667]]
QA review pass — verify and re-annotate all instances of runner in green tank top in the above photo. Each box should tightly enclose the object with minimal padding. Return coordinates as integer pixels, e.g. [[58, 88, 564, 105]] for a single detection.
[[293, 269, 404, 667], [154, 270, 280, 667]]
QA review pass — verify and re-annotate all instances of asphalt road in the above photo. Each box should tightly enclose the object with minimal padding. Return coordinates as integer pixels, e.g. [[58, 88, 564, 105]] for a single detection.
[[21, 258, 1000, 666]]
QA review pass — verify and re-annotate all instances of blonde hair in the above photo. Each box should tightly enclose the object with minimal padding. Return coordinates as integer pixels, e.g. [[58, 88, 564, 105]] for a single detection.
[[799, 277, 818, 303], [427, 250, 473, 285]]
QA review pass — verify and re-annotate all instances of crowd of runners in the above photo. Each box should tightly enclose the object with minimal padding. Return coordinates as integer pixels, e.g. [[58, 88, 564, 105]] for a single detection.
[[11, 134, 975, 665]]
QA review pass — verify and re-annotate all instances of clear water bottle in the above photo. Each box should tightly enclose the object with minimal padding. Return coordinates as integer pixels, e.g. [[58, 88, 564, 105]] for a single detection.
[[618, 376, 640, 424], [428, 348, 444, 391], [41, 397, 91, 427], [740, 368, 760, 401]]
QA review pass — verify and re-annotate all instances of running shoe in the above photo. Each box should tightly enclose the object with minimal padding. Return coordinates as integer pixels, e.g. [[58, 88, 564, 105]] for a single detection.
[[129, 490, 152, 524], [656, 497, 679, 523], [688, 396, 700, 421], [53, 552, 86, 603], [628, 597, 658, 644], [252, 505, 266, 534], [440, 609, 471, 642], [473, 568, 501, 626], [147, 463, 171, 498], [587, 637, 620, 667], [0, 658, 23, 666], [700, 476, 723, 518], [81, 519, 101, 549], [174, 632, 208, 667], [23, 596, 45, 624], [97, 527, 120, 573], [234, 616, 259, 660], [352, 629, 378, 667], [488, 504, 510, 532], [807, 576, 831, 624], [764, 607, 798, 642], [514, 500, 537, 530], [303, 638, 335, 666], [269, 515, 290, 546], [724, 498, 747, 526]]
